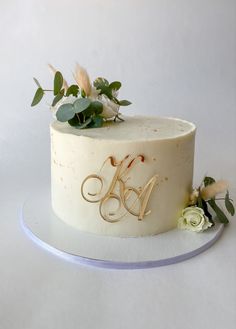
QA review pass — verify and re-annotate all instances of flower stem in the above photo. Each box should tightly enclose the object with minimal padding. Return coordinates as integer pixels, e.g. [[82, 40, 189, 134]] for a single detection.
[[76, 113, 81, 123], [206, 198, 233, 202]]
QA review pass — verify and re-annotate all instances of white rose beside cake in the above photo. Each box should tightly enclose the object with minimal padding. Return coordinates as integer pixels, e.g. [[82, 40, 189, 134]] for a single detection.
[[31, 64, 235, 238]]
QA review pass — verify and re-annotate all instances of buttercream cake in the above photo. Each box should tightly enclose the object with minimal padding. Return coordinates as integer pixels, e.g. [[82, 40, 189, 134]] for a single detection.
[[31, 64, 234, 239], [50, 115, 196, 237]]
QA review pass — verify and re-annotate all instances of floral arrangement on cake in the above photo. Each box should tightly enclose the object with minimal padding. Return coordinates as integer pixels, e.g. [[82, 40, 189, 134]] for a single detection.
[[178, 176, 235, 232], [31, 64, 131, 129]]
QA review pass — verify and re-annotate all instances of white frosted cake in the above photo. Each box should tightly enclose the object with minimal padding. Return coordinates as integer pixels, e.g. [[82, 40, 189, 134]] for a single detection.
[[31, 64, 233, 241], [51, 115, 196, 237]]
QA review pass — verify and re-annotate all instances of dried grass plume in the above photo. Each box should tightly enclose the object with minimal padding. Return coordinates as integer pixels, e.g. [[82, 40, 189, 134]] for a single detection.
[[73, 63, 91, 96], [189, 189, 199, 205], [201, 180, 229, 200]]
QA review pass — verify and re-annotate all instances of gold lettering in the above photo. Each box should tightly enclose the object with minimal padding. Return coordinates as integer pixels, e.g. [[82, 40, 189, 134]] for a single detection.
[[81, 155, 158, 223]]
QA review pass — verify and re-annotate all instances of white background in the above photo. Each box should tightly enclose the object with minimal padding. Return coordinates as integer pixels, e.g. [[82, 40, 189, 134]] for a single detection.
[[0, 1, 236, 328]]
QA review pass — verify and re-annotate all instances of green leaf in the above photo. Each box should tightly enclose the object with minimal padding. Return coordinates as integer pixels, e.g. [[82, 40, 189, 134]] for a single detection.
[[82, 102, 102, 118], [66, 85, 79, 97], [74, 117, 92, 129], [31, 87, 44, 106], [204, 176, 216, 187], [202, 199, 214, 225], [93, 77, 109, 89], [225, 190, 235, 216], [90, 101, 103, 114], [68, 115, 80, 126], [197, 196, 203, 209], [54, 71, 63, 95], [52, 89, 64, 106], [109, 81, 122, 91], [73, 98, 91, 113], [93, 78, 113, 98], [101, 86, 113, 99], [56, 103, 75, 122], [208, 199, 229, 224], [33, 77, 41, 88], [90, 115, 104, 128], [81, 89, 86, 98], [118, 100, 132, 106], [83, 107, 95, 118]]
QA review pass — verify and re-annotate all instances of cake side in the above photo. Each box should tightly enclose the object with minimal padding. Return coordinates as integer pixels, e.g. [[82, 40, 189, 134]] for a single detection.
[[51, 116, 196, 237]]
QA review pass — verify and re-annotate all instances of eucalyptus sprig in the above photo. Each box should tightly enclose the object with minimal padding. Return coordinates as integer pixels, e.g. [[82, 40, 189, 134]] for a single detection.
[[31, 65, 132, 129], [93, 77, 131, 106], [190, 176, 235, 226]]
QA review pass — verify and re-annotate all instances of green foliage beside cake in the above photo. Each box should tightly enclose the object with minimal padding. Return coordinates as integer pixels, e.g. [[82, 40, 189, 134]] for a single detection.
[[178, 176, 235, 232], [31, 64, 131, 129]]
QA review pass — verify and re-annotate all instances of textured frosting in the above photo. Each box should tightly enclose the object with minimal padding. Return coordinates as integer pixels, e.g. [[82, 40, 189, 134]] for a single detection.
[[51, 115, 195, 140], [50, 116, 196, 237]]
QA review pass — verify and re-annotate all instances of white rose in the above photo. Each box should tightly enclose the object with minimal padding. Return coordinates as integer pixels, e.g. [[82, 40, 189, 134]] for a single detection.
[[51, 95, 77, 118], [178, 206, 212, 232], [98, 94, 120, 119]]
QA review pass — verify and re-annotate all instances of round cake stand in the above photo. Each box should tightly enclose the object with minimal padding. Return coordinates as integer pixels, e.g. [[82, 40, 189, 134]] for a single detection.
[[20, 191, 224, 270]]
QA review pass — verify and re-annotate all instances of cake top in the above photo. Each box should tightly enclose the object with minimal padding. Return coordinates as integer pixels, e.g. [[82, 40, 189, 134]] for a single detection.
[[51, 115, 196, 141]]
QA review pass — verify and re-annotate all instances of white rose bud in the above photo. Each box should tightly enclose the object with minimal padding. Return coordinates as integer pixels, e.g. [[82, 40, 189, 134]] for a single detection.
[[99, 94, 120, 119], [178, 206, 212, 232]]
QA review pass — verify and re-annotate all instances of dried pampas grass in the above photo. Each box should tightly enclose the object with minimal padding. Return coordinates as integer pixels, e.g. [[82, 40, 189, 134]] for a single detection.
[[201, 180, 228, 200], [48, 63, 68, 91], [73, 63, 91, 96], [189, 189, 199, 205]]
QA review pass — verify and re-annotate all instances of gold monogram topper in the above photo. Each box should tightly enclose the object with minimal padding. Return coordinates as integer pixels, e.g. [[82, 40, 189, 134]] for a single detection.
[[81, 155, 158, 223]]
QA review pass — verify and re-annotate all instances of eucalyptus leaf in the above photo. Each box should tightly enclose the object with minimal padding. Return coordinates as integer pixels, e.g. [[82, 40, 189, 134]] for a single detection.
[[204, 176, 216, 186], [109, 81, 121, 90], [208, 199, 229, 224], [73, 98, 91, 113], [33, 77, 41, 88], [90, 101, 103, 114], [52, 89, 64, 107], [83, 107, 94, 118], [90, 115, 103, 128], [56, 103, 75, 122], [54, 71, 63, 95], [68, 115, 80, 126], [225, 191, 235, 216], [74, 117, 92, 129], [118, 100, 132, 106], [66, 85, 79, 97], [31, 87, 44, 106]]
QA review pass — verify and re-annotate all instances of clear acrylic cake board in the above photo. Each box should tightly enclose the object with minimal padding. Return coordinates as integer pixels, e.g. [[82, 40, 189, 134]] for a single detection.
[[20, 190, 224, 270]]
